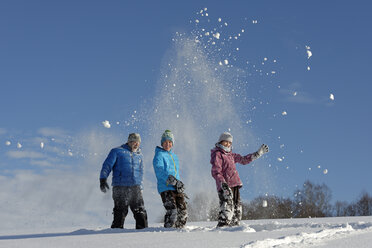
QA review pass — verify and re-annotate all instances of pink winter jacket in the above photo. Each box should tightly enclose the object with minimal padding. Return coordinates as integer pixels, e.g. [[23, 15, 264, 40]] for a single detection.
[[210, 146, 254, 191]]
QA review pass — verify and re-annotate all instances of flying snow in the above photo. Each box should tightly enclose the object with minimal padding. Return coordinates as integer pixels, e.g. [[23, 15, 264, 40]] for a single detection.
[[262, 200, 268, 208], [17, 142, 22, 149], [323, 169, 328, 174], [40, 142, 44, 149], [306, 46, 312, 59], [330, 93, 335, 101], [5, 140, 11, 146], [213, 32, 221, 39], [282, 111, 287, 116], [102, 120, 111, 128]]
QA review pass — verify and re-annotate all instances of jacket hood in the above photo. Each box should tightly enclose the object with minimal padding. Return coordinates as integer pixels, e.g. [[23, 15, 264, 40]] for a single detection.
[[123, 143, 141, 153], [211, 144, 230, 154], [155, 146, 172, 153]]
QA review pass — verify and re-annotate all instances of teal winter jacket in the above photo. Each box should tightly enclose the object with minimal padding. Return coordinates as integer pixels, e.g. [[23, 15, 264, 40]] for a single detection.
[[152, 146, 180, 194], [100, 143, 144, 187]]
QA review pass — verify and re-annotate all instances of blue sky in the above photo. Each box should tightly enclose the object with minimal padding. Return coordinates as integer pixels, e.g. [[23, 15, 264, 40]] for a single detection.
[[1, 0, 372, 227]]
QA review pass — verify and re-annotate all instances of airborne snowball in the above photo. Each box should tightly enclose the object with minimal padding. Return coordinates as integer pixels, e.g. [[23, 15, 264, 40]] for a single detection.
[[262, 200, 268, 208], [102, 120, 111, 128]]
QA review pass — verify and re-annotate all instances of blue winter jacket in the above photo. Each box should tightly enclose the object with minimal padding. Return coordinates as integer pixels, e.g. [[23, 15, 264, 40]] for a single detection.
[[152, 146, 180, 194], [100, 143, 144, 187]]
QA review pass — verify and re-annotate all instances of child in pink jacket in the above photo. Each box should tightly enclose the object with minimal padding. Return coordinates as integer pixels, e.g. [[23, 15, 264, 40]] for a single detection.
[[210, 132, 269, 227]]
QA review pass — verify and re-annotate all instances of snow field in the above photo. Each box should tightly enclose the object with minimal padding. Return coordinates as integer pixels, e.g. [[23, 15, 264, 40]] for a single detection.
[[1, 217, 372, 248]]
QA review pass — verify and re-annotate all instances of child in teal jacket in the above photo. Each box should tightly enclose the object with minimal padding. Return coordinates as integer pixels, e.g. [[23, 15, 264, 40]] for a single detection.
[[152, 130, 187, 228]]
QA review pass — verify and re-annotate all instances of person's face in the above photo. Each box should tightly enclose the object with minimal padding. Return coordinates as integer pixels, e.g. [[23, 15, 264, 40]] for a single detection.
[[220, 140, 232, 148], [162, 140, 173, 151], [129, 141, 140, 151]]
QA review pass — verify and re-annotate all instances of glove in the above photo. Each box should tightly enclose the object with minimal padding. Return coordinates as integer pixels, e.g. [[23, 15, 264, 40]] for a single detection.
[[221, 182, 232, 199], [166, 175, 185, 194], [100, 178, 109, 193], [251, 144, 269, 160], [175, 180, 185, 194]]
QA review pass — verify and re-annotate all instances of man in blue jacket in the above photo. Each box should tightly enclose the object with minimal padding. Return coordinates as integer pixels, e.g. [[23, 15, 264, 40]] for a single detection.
[[99, 133, 148, 229], [153, 130, 187, 228]]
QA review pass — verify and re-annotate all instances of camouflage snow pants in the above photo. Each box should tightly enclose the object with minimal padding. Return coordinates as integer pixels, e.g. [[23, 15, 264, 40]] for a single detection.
[[112, 185, 148, 229], [160, 190, 188, 228], [217, 186, 242, 227]]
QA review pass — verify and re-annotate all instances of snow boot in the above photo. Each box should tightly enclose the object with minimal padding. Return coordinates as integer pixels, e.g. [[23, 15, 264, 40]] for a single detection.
[[111, 207, 125, 228], [134, 207, 148, 229]]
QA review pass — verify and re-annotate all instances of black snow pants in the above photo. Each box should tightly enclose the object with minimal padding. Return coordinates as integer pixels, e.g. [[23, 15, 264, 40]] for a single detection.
[[111, 185, 148, 229], [160, 190, 188, 228], [217, 186, 242, 227]]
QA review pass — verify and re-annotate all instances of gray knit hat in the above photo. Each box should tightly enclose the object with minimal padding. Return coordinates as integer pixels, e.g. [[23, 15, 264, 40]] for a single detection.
[[128, 133, 141, 143], [161, 129, 174, 145], [218, 132, 233, 143]]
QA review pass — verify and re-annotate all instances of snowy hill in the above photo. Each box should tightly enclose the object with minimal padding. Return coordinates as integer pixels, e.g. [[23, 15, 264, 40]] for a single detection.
[[2, 216, 372, 248]]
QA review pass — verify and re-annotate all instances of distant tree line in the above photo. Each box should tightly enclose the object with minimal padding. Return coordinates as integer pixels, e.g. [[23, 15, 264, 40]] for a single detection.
[[187, 180, 372, 221]]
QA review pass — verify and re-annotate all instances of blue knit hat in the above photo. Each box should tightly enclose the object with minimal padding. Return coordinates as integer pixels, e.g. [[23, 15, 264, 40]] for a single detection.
[[161, 129, 174, 145]]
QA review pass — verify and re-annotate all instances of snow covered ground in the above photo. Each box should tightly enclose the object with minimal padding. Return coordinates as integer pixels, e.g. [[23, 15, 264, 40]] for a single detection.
[[1, 216, 372, 248]]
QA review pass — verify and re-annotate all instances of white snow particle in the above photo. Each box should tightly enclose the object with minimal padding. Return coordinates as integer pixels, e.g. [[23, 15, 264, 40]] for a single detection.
[[277, 158, 283, 162], [262, 200, 268, 208], [224, 59, 229, 65], [102, 120, 111, 128], [293, 91, 298, 96], [282, 111, 287, 116], [5, 141, 11, 146], [306, 50, 312, 59], [307, 66, 311, 71], [213, 32, 220, 39], [330, 93, 335, 101], [323, 169, 328, 174], [40, 142, 44, 149], [195, 19, 199, 23], [218, 18, 222, 22], [17, 142, 22, 149]]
